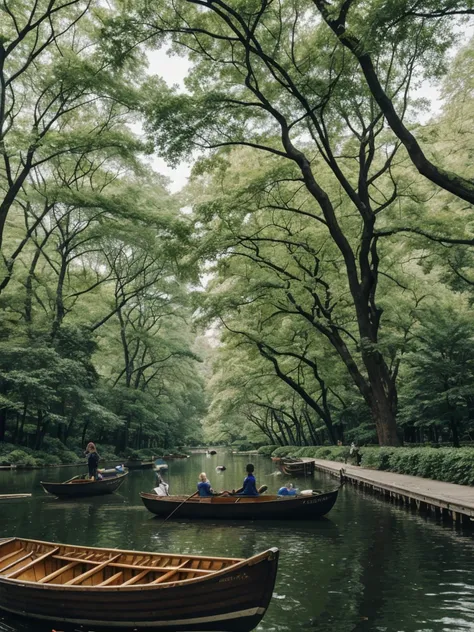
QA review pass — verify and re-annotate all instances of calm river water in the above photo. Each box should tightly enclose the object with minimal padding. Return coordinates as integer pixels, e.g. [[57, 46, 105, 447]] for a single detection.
[[1, 452, 474, 632]]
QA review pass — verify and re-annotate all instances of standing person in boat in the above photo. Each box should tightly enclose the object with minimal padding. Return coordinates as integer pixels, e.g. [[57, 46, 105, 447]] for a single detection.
[[197, 472, 214, 497], [85, 442, 100, 480]]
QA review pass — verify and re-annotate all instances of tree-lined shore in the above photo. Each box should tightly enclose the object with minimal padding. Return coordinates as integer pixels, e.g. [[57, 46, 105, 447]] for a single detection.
[[2, 0, 474, 456]]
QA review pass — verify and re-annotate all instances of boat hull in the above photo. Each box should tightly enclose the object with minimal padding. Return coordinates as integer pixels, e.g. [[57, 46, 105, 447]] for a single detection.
[[280, 459, 315, 476], [41, 472, 128, 498], [140, 489, 338, 520], [0, 539, 278, 632]]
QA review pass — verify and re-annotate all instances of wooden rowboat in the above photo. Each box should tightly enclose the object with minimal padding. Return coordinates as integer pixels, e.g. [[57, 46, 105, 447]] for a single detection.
[[41, 471, 128, 498], [162, 453, 189, 460], [140, 488, 339, 520], [0, 537, 278, 632], [124, 459, 155, 469], [280, 458, 315, 476]]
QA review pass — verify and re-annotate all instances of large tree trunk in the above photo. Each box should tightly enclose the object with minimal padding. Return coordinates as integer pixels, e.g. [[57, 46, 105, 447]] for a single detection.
[[369, 380, 399, 446]]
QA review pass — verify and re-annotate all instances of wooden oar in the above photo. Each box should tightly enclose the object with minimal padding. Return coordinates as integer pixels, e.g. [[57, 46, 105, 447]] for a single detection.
[[64, 475, 82, 484], [163, 491, 199, 523]]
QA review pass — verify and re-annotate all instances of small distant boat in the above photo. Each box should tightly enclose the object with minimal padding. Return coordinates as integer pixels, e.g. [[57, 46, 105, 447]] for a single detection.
[[154, 458, 169, 471], [280, 458, 315, 477], [162, 453, 189, 460], [124, 459, 155, 469], [40, 472, 128, 498], [0, 537, 278, 632], [140, 488, 339, 520]]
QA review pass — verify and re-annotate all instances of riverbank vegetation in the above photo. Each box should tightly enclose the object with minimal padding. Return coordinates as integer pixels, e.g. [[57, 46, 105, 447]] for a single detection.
[[0, 0, 206, 458], [2, 1, 474, 456]]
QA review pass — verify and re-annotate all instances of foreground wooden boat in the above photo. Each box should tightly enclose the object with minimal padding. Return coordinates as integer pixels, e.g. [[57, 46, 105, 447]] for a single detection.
[[280, 458, 315, 477], [41, 471, 128, 498], [140, 488, 339, 520], [0, 538, 278, 632]]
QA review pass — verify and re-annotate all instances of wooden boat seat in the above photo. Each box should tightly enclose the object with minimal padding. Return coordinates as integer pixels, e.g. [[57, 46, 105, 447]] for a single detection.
[[5, 548, 60, 579], [98, 571, 123, 586], [65, 554, 121, 585], [0, 552, 33, 574], [51, 555, 217, 575], [0, 547, 26, 568], [151, 560, 190, 584]]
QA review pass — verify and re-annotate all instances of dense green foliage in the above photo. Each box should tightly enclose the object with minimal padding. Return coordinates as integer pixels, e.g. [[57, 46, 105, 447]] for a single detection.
[[105, 0, 474, 447], [2, 0, 474, 460], [0, 0, 207, 458]]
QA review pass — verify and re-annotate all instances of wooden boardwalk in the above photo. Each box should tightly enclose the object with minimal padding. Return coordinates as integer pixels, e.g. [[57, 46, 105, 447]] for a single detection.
[[311, 459, 474, 525]]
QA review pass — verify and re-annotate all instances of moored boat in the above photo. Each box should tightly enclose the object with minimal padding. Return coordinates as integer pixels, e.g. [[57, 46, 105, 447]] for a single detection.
[[162, 453, 189, 460], [124, 459, 154, 469], [140, 488, 339, 520], [40, 471, 128, 498], [280, 458, 315, 476], [0, 537, 278, 632]]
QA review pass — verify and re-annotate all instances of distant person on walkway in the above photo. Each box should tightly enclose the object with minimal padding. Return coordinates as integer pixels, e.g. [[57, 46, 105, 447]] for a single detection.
[[350, 442, 362, 466], [85, 442, 100, 480], [197, 472, 214, 497], [277, 482, 297, 496], [238, 463, 259, 496]]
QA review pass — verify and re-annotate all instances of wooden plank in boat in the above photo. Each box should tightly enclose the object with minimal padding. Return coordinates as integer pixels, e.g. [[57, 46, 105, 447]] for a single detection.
[[0, 552, 32, 574], [0, 548, 24, 567], [151, 560, 190, 584], [65, 554, 121, 585], [5, 548, 60, 579], [39, 561, 81, 584], [121, 569, 151, 586], [98, 571, 123, 586]]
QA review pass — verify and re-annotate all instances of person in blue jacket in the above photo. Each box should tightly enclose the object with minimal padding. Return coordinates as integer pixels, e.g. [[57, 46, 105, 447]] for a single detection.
[[197, 472, 214, 497], [239, 463, 259, 496], [277, 482, 297, 496]]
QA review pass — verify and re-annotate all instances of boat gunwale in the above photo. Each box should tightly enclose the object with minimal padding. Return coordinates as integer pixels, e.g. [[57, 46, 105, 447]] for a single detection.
[[40, 471, 129, 486], [140, 489, 338, 504], [0, 538, 276, 591]]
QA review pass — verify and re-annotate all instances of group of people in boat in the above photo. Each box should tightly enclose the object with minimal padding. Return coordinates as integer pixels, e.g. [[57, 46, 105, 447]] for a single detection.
[[197, 464, 297, 498], [198, 463, 259, 497]]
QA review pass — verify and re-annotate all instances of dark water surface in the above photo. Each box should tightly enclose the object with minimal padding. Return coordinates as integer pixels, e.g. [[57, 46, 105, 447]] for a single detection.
[[1, 453, 474, 632]]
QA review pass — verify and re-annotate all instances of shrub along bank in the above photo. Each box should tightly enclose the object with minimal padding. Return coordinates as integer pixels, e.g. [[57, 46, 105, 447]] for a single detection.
[[258, 445, 474, 486]]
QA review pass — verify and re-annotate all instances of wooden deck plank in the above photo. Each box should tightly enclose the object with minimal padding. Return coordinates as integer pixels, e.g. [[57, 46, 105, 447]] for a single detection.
[[98, 571, 123, 586], [65, 555, 121, 586], [313, 459, 474, 518], [150, 561, 189, 584], [39, 561, 80, 584], [6, 548, 59, 579]]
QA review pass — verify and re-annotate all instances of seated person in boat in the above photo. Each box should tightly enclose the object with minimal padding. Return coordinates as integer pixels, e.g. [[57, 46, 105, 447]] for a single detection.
[[277, 482, 297, 496], [238, 463, 259, 496], [197, 472, 214, 497], [85, 442, 100, 480]]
